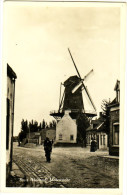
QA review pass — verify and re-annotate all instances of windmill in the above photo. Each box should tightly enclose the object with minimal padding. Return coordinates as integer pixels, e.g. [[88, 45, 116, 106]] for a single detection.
[[50, 48, 97, 120]]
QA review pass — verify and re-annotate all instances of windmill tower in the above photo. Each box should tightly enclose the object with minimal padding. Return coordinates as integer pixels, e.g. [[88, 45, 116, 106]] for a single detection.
[[50, 49, 97, 144]]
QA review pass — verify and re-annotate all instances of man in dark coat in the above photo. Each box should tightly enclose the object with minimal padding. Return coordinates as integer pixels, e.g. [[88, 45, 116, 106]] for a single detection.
[[44, 137, 52, 162], [90, 137, 96, 152]]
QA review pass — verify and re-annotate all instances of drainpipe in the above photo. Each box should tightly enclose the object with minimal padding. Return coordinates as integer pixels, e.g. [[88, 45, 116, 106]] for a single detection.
[[10, 78, 16, 171]]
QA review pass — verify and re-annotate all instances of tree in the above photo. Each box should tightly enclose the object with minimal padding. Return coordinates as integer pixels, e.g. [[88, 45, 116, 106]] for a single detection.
[[42, 119, 46, 129], [34, 120, 38, 132], [38, 122, 42, 131], [52, 120, 56, 128], [18, 130, 26, 143], [101, 99, 111, 145], [45, 122, 49, 129], [21, 119, 29, 134], [76, 113, 90, 147], [101, 99, 110, 117], [49, 122, 53, 128]]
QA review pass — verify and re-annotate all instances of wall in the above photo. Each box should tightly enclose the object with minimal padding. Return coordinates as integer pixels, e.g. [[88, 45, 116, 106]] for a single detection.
[[97, 132, 108, 149], [86, 131, 108, 150], [56, 112, 77, 143], [109, 107, 119, 156], [6, 76, 14, 178], [46, 129, 56, 141]]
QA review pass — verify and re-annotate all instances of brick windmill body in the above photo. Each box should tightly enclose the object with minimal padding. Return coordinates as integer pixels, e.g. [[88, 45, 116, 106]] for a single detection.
[[50, 49, 97, 145]]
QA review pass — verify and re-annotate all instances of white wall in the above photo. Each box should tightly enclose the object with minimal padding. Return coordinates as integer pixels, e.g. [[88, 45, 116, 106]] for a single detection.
[[56, 111, 77, 143], [6, 76, 14, 165]]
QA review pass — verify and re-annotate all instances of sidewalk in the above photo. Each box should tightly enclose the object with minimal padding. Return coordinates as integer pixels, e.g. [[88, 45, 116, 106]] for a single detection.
[[6, 161, 30, 187], [99, 155, 119, 160]]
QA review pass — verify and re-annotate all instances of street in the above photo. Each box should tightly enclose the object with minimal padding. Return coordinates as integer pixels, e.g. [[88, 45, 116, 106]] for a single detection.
[[13, 143, 119, 188]]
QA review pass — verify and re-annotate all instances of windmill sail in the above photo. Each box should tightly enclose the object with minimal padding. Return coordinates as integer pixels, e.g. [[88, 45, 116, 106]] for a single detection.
[[82, 84, 96, 111], [68, 48, 81, 78], [72, 81, 83, 93], [68, 48, 96, 112], [72, 69, 93, 94]]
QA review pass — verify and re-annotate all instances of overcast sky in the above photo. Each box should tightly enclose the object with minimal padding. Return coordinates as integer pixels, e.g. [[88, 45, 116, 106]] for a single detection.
[[4, 2, 120, 136]]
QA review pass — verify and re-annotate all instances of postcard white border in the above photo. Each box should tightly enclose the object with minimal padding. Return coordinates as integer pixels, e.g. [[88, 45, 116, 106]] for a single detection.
[[0, 1, 126, 195]]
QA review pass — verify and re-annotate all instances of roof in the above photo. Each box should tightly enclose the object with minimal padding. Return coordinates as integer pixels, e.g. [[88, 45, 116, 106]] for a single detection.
[[108, 97, 119, 108], [114, 80, 120, 91], [86, 124, 93, 131], [86, 121, 105, 132], [108, 80, 120, 108], [96, 122, 105, 132], [7, 64, 17, 79], [64, 75, 81, 87], [86, 116, 105, 132]]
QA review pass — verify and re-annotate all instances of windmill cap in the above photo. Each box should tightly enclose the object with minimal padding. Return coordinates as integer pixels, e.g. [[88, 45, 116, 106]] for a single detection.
[[64, 75, 81, 86]]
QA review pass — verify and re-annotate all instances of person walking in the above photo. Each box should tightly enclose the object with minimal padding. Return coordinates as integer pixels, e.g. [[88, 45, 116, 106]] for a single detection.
[[44, 137, 52, 163]]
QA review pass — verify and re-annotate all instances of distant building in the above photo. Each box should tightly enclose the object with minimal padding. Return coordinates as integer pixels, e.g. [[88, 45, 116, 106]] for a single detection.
[[26, 132, 42, 145], [26, 127, 56, 145], [6, 64, 17, 179], [46, 128, 56, 141], [86, 113, 108, 150], [55, 110, 77, 145], [108, 80, 120, 156]]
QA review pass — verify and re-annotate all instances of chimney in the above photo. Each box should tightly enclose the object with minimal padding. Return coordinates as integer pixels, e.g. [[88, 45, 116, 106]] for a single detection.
[[64, 110, 71, 115], [99, 112, 103, 118]]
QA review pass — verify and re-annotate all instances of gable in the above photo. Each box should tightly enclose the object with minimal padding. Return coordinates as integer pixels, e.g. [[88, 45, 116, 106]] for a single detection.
[[57, 113, 76, 127]]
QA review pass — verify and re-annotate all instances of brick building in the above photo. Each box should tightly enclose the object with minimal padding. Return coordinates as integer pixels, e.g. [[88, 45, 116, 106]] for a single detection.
[[6, 64, 17, 179], [108, 80, 120, 156]]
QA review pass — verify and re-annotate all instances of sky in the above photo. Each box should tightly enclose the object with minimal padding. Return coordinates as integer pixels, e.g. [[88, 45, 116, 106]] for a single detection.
[[4, 2, 120, 136]]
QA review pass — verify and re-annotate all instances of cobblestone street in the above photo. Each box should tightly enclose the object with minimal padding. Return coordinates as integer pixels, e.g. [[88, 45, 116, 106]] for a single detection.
[[12, 143, 119, 188]]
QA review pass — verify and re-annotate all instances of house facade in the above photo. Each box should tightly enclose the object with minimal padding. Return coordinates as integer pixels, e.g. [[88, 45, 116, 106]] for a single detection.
[[55, 110, 77, 144], [6, 64, 17, 179], [108, 80, 120, 156], [86, 114, 108, 150]]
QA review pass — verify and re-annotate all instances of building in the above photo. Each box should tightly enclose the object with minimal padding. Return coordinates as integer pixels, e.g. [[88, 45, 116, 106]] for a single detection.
[[40, 127, 56, 144], [108, 80, 120, 156], [55, 110, 77, 145], [86, 113, 108, 150], [26, 127, 56, 145], [46, 127, 56, 141], [26, 132, 42, 145], [6, 64, 17, 179]]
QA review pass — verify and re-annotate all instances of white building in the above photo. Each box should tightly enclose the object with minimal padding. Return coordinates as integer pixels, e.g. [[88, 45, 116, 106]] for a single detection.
[[56, 110, 77, 144]]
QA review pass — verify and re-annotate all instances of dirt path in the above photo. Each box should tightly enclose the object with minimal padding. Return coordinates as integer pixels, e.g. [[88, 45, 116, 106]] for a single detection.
[[13, 144, 119, 188]]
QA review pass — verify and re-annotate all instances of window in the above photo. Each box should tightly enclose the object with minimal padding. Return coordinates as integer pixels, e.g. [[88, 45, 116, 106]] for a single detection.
[[70, 135, 74, 140], [103, 135, 105, 145], [6, 98, 10, 150], [59, 134, 62, 140], [100, 135, 103, 145], [113, 123, 119, 145]]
